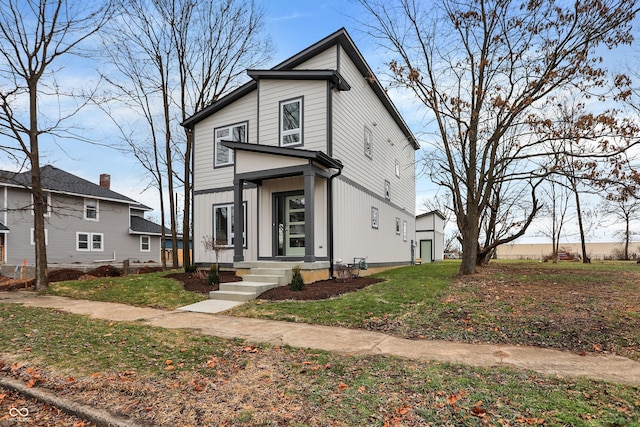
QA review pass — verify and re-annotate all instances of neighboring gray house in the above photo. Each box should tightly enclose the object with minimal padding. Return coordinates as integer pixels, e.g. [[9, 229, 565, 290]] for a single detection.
[[183, 28, 419, 280], [415, 210, 445, 263], [0, 165, 165, 265]]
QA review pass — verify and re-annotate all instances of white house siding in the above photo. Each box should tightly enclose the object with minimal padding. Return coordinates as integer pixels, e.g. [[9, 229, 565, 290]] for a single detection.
[[333, 178, 415, 265], [257, 177, 328, 259], [3, 188, 157, 264], [293, 45, 337, 70], [193, 91, 257, 192], [257, 80, 327, 151], [332, 46, 416, 216], [193, 187, 257, 265]]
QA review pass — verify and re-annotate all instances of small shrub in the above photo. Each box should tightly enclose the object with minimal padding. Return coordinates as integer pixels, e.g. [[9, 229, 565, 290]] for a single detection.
[[208, 264, 220, 286], [184, 264, 197, 273], [289, 265, 305, 291]]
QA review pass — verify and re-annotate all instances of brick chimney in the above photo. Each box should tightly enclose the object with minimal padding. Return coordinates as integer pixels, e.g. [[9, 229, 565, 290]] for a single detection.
[[99, 174, 111, 190]]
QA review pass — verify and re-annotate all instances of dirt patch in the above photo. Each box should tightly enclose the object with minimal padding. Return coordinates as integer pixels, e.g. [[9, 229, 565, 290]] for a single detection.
[[257, 277, 384, 300], [165, 271, 242, 294]]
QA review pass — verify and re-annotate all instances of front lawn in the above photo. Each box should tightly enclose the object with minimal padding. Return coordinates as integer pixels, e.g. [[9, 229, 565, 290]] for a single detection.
[[0, 303, 638, 426], [45, 270, 205, 310], [230, 261, 640, 360]]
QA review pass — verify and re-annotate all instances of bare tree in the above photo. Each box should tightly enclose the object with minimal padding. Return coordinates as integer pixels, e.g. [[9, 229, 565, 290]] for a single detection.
[[104, 0, 271, 270], [0, 0, 112, 290], [358, 0, 637, 274], [537, 178, 572, 262]]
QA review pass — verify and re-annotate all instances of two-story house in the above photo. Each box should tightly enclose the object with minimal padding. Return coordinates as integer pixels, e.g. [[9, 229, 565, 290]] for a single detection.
[[183, 28, 419, 280], [0, 165, 166, 265]]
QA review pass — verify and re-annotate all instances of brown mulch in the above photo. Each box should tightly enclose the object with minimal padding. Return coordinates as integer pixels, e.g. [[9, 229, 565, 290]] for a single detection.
[[165, 271, 383, 300], [257, 277, 384, 300]]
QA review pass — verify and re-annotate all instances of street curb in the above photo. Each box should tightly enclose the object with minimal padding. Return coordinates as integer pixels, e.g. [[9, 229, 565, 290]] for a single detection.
[[0, 375, 147, 427]]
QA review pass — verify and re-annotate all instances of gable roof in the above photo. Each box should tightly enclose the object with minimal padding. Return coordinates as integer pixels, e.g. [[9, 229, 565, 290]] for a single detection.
[[182, 28, 418, 149], [0, 165, 150, 209], [222, 141, 344, 170]]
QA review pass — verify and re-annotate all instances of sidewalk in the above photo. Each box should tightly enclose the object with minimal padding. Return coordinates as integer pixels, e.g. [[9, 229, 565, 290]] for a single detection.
[[2, 291, 639, 386]]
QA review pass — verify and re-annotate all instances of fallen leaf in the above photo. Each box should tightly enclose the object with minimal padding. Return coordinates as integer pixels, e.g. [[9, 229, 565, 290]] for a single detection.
[[65, 377, 75, 383], [338, 382, 348, 390], [0, 393, 6, 400], [593, 344, 603, 352], [27, 378, 37, 388], [90, 372, 101, 378], [165, 365, 174, 371], [165, 359, 173, 365], [396, 405, 411, 415]]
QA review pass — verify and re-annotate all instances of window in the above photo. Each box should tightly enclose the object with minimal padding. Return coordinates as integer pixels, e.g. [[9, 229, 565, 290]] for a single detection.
[[77, 232, 103, 251], [30, 228, 48, 245], [280, 98, 302, 146], [364, 126, 373, 159], [85, 198, 98, 220], [213, 203, 246, 248], [403, 221, 408, 242], [396, 217, 401, 235], [31, 192, 51, 217], [140, 235, 150, 252], [371, 206, 379, 229], [384, 180, 391, 200], [214, 122, 247, 167], [395, 160, 400, 178]]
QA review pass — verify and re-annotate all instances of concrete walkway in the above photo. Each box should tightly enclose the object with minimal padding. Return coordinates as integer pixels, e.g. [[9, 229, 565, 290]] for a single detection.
[[1, 291, 639, 386]]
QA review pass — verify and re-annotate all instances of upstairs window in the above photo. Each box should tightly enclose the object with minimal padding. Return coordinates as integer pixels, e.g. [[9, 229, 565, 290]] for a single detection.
[[280, 98, 302, 146], [214, 122, 247, 167], [364, 126, 373, 159], [85, 198, 98, 220], [384, 180, 391, 200], [31, 192, 51, 217]]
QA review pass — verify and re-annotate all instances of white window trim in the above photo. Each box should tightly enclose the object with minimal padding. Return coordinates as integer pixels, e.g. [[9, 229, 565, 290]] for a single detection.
[[214, 122, 247, 167], [84, 198, 99, 221], [76, 232, 104, 252], [30, 192, 51, 217], [403, 221, 408, 242], [30, 228, 48, 245], [213, 202, 247, 248], [140, 235, 151, 252], [280, 97, 303, 147]]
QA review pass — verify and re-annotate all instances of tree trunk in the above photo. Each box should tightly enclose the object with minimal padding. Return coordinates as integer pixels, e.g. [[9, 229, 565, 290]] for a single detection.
[[29, 81, 47, 291], [624, 212, 630, 260], [572, 180, 590, 263], [459, 212, 479, 275]]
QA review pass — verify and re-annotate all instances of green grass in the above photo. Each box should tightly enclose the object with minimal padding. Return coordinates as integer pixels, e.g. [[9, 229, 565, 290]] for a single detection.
[[228, 261, 457, 328], [0, 303, 638, 426], [45, 270, 205, 310]]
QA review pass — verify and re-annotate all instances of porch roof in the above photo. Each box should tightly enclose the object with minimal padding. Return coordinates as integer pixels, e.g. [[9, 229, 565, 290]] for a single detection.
[[221, 141, 343, 170]]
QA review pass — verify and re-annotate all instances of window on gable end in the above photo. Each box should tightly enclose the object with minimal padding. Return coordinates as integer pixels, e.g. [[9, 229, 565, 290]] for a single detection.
[[85, 198, 98, 220], [214, 122, 247, 167], [364, 126, 373, 159], [280, 98, 302, 147]]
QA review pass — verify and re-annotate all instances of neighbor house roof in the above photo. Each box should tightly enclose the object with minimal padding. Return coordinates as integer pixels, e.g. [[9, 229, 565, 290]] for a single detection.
[[0, 165, 151, 210], [129, 215, 170, 236], [182, 28, 418, 150]]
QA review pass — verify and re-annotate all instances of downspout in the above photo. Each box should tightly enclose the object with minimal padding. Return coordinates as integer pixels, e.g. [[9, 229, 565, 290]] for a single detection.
[[328, 166, 342, 279]]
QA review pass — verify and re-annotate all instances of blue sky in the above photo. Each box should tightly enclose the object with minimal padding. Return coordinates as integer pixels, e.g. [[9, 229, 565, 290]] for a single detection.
[[15, 0, 438, 225]]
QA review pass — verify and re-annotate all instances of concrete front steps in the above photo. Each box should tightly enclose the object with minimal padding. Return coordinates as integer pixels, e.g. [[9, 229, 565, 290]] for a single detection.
[[209, 266, 293, 302]]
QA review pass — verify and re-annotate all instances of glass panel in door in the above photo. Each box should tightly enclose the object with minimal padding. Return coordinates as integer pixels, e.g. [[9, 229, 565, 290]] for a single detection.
[[285, 195, 305, 256]]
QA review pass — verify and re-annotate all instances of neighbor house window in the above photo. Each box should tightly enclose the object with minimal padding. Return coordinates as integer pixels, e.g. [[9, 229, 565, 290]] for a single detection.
[[31, 192, 51, 217], [140, 235, 150, 252], [76, 232, 103, 251], [214, 122, 247, 167], [403, 221, 408, 242], [280, 97, 302, 146], [396, 217, 401, 235], [30, 228, 48, 245], [364, 126, 373, 159], [85, 198, 98, 220], [371, 206, 379, 229], [384, 180, 391, 200], [213, 203, 246, 248], [395, 160, 400, 178]]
